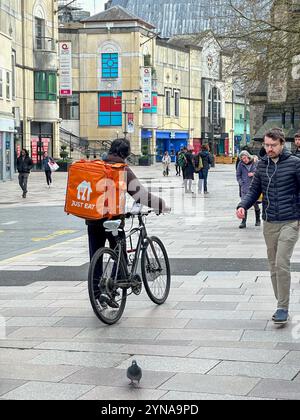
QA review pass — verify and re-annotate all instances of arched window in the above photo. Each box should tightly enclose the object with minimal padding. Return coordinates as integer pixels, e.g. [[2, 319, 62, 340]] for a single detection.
[[33, 2, 46, 50], [99, 41, 121, 81]]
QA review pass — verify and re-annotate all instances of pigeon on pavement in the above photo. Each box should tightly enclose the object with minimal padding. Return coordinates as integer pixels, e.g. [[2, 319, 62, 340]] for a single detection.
[[127, 360, 142, 385]]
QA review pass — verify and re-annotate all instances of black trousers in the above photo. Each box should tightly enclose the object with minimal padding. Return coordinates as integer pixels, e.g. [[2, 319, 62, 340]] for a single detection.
[[87, 223, 117, 261], [45, 170, 52, 186]]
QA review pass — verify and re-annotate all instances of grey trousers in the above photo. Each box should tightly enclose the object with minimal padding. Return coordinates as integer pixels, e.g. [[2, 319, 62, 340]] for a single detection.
[[263, 220, 300, 310], [18, 173, 29, 193]]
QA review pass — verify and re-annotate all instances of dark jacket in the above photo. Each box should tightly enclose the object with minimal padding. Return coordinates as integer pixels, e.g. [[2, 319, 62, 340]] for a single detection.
[[200, 151, 213, 170], [294, 148, 300, 159], [236, 159, 257, 197], [238, 148, 300, 222], [17, 155, 33, 173], [86, 154, 166, 226], [183, 151, 195, 180]]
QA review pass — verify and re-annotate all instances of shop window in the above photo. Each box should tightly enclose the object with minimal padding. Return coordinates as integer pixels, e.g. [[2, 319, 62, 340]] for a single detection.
[[34, 71, 57, 101], [60, 93, 79, 120], [98, 92, 122, 126], [101, 53, 119, 79]]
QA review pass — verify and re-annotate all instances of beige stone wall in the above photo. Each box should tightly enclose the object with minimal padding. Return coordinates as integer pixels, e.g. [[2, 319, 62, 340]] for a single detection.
[[0, 0, 59, 152]]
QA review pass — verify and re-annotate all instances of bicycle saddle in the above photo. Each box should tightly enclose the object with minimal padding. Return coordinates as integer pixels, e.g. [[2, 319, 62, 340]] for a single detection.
[[103, 220, 122, 232]]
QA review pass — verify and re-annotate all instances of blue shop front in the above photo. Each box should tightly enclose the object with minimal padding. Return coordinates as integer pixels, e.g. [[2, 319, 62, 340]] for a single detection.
[[156, 131, 189, 162]]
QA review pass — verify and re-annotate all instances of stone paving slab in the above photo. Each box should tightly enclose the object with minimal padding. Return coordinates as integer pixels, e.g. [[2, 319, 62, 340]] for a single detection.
[[0, 379, 27, 397], [159, 373, 260, 396], [249, 379, 300, 400], [7, 326, 84, 340], [117, 355, 219, 374], [0, 362, 82, 382], [79, 385, 167, 400], [187, 347, 287, 363], [208, 361, 300, 381], [1, 381, 94, 400], [62, 367, 174, 389], [186, 319, 267, 331]]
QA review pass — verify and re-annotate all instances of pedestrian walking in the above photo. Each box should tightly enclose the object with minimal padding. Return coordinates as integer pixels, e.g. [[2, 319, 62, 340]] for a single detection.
[[236, 128, 300, 325], [178, 147, 187, 181], [293, 132, 300, 158], [198, 144, 213, 194], [162, 151, 171, 176], [183, 146, 195, 193], [16, 149, 33, 198], [236, 150, 260, 228], [175, 150, 181, 176], [42, 151, 55, 187]]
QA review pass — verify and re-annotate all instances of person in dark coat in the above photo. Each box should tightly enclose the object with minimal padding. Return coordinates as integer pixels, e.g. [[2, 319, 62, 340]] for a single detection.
[[293, 132, 300, 158], [42, 151, 55, 187], [235, 145, 253, 169], [236, 128, 300, 325], [198, 144, 213, 194], [16, 149, 33, 198], [236, 150, 260, 228], [183, 146, 195, 193]]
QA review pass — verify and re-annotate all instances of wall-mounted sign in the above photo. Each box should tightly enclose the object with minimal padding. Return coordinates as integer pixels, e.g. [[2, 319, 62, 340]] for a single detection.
[[142, 67, 152, 109], [59, 42, 72, 97]]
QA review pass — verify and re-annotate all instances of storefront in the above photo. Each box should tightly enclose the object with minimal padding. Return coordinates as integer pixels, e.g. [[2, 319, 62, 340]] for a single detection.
[[0, 118, 15, 181], [156, 131, 189, 162], [30, 122, 53, 170]]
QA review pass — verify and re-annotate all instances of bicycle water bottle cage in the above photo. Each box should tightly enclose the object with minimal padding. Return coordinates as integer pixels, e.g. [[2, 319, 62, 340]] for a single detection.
[[103, 220, 122, 236]]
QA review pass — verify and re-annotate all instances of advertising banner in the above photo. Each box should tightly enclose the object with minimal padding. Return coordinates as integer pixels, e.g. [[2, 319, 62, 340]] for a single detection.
[[31, 138, 38, 164], [142, 67, 152, 109], [127, 113, 134, 133], [59, 42, 73, 97]]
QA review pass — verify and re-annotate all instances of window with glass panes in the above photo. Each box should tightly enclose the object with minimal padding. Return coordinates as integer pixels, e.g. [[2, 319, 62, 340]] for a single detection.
[[6, 72, 10, 100], [166, 90, 171, 116], [208, 87, 221, 126], [101, 53, 119, 78], [174, 90, 180, 117], [34, 72, 57, 101], [35, 17, 45, 49]]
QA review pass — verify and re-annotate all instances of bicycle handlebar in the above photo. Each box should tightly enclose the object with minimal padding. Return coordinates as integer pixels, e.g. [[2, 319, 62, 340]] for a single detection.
[[124, 208, 171, 218]]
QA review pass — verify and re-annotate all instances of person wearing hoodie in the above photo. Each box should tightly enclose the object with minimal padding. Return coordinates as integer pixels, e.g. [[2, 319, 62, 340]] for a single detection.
[[236, 128, 300, 325], [16, 149, 33, 198], [236, 150, 260, 228]]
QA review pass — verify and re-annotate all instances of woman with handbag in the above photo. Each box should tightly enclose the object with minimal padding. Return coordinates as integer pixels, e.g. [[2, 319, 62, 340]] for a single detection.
[[42, 151, 55, 187]]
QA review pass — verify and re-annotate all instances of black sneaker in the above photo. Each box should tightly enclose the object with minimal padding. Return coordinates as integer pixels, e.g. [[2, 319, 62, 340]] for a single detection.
[[99, 293, 119, 309]]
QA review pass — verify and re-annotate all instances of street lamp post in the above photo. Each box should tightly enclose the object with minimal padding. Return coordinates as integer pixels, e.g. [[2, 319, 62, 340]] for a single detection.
[[112, 92, 137, 139]]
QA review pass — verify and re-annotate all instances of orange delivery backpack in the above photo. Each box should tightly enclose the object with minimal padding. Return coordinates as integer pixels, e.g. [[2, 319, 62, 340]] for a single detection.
[[64, 160, 127, 220]]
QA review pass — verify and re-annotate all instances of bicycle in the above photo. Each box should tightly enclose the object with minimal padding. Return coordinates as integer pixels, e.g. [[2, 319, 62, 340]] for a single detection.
[[88, 206, 171, 325]]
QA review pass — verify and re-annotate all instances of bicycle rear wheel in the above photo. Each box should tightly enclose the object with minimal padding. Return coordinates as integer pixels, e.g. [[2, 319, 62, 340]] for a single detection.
[[88, 247, 127, 325], [141, 236, 171, 304]]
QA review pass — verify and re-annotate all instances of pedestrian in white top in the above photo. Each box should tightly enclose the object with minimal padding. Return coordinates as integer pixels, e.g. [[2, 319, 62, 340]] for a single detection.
[[162, 151, 171, 176]]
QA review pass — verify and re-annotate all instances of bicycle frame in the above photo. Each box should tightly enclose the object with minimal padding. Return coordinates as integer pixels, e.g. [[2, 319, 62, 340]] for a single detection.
[[109, 214, 162, 289]]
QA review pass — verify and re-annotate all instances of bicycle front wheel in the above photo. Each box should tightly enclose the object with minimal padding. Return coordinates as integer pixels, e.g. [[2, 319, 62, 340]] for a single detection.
[[141, 236, 171, 304], [88, 247, 127, 325]]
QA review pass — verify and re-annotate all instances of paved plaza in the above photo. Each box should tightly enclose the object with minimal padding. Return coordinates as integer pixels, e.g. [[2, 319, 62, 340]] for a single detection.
[[0, 164, 300, 400]]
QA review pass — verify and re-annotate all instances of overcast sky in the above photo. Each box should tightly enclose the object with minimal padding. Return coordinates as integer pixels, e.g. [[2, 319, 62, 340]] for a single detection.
[[80, 0, 107, 15]]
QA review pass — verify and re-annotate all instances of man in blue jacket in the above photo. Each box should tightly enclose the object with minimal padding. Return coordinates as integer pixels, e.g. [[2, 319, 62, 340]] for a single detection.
[[236, 128, 300, 325]]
